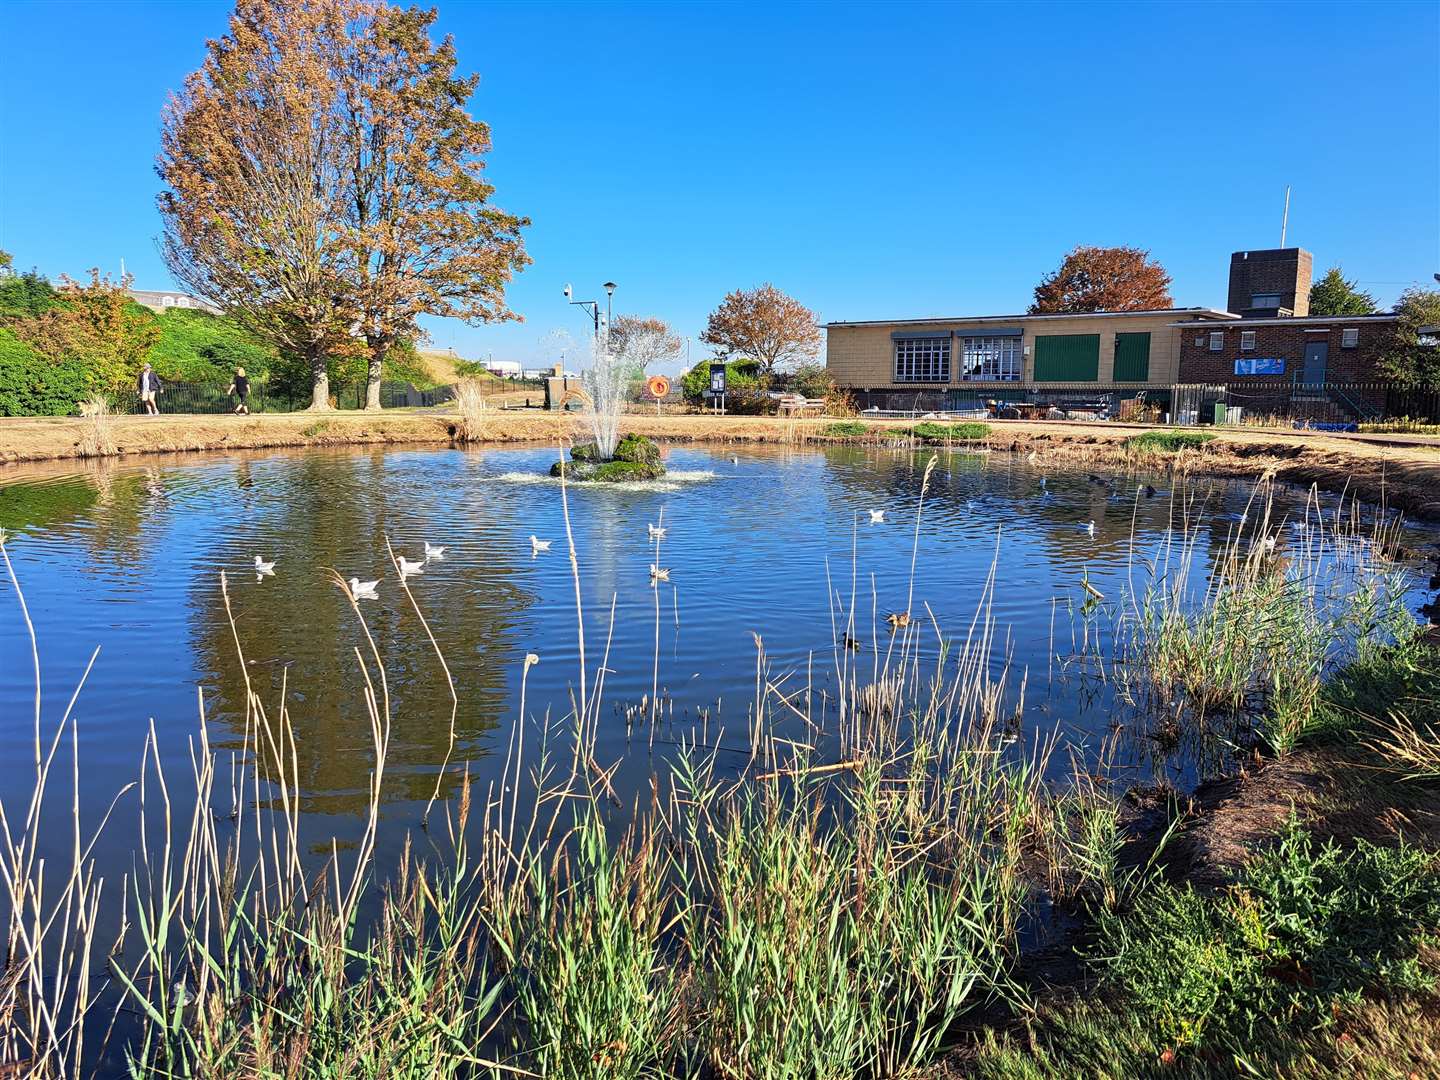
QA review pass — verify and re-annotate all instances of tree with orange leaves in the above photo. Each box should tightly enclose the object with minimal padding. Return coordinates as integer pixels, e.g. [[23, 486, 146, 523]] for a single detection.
[[1028, 246, 1173, 314], [700, 284, 821, 377], [158, 0, 528, 411]]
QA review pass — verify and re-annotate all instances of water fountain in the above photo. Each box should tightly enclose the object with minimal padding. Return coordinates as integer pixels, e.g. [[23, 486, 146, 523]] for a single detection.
[[550, 328, 665, 482]]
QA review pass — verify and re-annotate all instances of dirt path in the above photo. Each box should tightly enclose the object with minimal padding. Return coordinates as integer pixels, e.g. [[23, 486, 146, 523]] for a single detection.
[[2, 410, 1438, 520]]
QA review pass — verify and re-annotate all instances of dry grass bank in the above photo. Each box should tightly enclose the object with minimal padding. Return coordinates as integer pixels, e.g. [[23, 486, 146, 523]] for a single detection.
[[2, 409, 1438, 519]]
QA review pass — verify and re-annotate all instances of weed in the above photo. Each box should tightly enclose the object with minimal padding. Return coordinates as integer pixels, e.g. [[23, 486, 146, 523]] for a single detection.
[[910, 421, 991, 443], [1124, 430, 1216, 454], [822, 419, 869, 437], [300, 418, 330, 437]]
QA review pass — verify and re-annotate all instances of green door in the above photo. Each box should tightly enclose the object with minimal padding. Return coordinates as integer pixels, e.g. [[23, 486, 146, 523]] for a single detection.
[[1033, 334, 1100, 382], [1113, 332, 1151, 381]]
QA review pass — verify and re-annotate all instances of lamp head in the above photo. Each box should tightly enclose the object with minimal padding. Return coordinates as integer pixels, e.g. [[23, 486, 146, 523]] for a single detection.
[[563, 283, 573, 300], [603, 281, 616, 297]]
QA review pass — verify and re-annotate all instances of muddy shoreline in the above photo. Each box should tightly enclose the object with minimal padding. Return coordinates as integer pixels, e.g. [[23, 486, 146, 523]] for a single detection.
[[2, 410, 1438, 520]]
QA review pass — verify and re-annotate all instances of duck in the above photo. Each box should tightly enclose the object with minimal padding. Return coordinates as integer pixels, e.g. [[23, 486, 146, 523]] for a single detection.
[[885, 611, 911, 630], [424, 542, 446, 559], [730, 455, 739, 464], [530, 536, 552, 553], [649, 565, 671, 582], [397, 556, 425, 577], [253, 556, 276, 574], [647, 523, 667, 540], [349, 577, 380, 600], [868, 509, 885, 523], [1141, 484, 1157, 497], [1085, 520, 1096, 538]]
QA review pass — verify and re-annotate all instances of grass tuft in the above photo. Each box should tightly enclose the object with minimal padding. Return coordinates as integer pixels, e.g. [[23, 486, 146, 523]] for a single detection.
[[910, 421, 991, 443], [1124, 430, 1216, 454]]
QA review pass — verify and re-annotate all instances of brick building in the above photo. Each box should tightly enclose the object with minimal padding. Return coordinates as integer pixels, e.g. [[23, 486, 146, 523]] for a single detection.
[[1174, 248, 1399, 418]]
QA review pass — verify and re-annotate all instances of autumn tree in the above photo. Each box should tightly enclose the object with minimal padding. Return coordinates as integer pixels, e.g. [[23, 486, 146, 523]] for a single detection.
[[10, 270, 160, 393], [1029, 246, 1173, 314], [1308, 266, 1377, 316], [158, 0, 371, 410], [607, 315, 683, 371], [338, 4, 528, 410], [700, 284, 821, 376]]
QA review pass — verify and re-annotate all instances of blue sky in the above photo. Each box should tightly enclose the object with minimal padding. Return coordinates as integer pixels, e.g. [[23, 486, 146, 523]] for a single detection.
[[2, 0, 1437, 372]]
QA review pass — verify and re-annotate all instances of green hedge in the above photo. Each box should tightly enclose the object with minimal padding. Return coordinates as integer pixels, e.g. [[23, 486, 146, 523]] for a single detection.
[[148, 308, 278, 383], [0, 328, 91, 416]]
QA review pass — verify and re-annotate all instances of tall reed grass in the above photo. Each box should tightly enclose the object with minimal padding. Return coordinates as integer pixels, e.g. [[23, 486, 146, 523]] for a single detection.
[[0, 462, 1425, 1077]]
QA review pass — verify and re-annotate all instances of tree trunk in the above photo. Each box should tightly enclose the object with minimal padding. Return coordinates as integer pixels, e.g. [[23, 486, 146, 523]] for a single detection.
[[364, 335, 387, 411], [307, 343, 332, 411]]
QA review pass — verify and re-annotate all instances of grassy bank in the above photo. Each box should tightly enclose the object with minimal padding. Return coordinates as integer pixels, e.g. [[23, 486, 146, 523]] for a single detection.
[[2, 469, 1435, 1077]]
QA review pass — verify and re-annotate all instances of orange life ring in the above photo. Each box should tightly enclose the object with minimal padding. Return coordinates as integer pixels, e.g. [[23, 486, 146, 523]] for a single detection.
[[646, 375, 671, 399]]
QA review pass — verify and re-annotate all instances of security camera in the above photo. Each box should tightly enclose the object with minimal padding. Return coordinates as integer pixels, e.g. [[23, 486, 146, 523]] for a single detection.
[[563, 283, 572, 299]]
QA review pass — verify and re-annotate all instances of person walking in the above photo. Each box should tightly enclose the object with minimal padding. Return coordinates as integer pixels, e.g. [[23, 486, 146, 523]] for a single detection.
[[227, 366, 251, 415], [137, 362, 162, 415]]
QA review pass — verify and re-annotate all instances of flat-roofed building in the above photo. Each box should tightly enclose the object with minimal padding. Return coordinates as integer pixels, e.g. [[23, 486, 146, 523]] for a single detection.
[[825, 307, 1233, 409]]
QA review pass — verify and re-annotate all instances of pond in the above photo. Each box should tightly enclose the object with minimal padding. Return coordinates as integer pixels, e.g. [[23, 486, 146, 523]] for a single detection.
[[1, 443, 1433, 842]]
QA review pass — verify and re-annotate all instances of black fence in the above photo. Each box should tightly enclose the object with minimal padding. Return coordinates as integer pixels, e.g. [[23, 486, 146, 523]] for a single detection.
[[850, 382, 1440, 428], [127, 379, 457, 414]]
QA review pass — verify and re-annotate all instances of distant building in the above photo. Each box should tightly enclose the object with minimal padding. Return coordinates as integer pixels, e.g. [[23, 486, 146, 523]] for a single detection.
[[127, 289, 221, 315], [484, 359, 523, 378]]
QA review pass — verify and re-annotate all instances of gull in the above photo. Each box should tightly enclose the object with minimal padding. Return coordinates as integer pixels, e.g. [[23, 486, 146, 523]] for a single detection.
[[424, 542, 446, 559], [253, 556, 276, 575], [649, 565, 671, 582], [1085, 520, 1096, 538], [530, 536, 552, 553], [397, 556, 425, 577], [648, 523, 667, 540], [349, 577, 379, 600], [868, 509, 885, 523], [730, 455, 739, 464], [1262, 534, 1277, 554]]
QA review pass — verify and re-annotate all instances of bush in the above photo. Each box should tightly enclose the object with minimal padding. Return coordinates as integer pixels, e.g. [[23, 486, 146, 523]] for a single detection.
[[1097, 821, 1440, 1053], [822, 421, 869, 437], [778, 362, 834, 400], [0, 327, 91, 416], [148, 308, 278, 383], [680, 357, 761, 404], [910, 421, 990, 442], [1124, 430, 1216, 454], [0, 270, 57, 319]]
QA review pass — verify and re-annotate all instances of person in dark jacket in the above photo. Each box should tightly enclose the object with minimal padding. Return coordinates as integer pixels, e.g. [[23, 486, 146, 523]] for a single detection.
[[137, 362, 162, 414], [227, 366, 251, 415]]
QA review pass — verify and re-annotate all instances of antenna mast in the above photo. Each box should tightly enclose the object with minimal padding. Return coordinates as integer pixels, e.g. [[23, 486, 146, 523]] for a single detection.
[[1280, 185, 1291, 248]]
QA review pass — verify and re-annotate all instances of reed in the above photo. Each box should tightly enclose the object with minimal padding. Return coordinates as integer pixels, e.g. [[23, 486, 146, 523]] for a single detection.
[[451, 377, 491, 442], [76, 394, 116, 458]]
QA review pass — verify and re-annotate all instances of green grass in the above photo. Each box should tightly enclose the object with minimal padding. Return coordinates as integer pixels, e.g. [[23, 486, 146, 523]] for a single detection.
[[910, 421, 991, 442], [822, 420, 869, 437], [976, 820, 1440, 1078], [1123, 429, 1217, 454]]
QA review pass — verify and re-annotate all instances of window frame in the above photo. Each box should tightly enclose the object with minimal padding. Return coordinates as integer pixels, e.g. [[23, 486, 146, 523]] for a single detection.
[[1240, 330, 1257, 352], [892, 335, 952, 384], [1340, 328, 1360, 349], [1208, 331, 1225, 352], [958, 335, 1022, 382], [1250, 292, 1282, 309]]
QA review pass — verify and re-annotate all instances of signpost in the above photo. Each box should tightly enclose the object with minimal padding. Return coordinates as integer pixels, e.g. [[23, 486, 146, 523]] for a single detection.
[[708, 363, 727, 414]]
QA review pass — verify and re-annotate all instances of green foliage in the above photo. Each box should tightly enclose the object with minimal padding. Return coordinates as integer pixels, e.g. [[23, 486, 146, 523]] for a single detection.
[[0, 269, 57, 319], [779, 361, 835, 399], [1098, 821, 1440, 1055], [679, 356, 761, 403], [1124, 430, 1215, 454], [1381, 286, 1440, 389], [0, 327, 92, 416], [147, 307, 278, 382], [910, 421, 991, 442], [822, 420, 869, 437], [1308, 267, 1377, 316]]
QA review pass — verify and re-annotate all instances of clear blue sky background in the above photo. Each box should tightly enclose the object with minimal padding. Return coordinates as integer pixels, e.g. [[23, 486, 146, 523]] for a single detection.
[[2, 0, 1437, 373]]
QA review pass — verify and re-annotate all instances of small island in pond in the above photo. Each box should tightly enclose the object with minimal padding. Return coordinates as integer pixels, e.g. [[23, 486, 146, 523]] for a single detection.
[[550, 433, 665, 482]]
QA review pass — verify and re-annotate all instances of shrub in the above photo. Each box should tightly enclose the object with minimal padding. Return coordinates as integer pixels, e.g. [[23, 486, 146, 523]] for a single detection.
[[1124, 430, 1216, 454], [148, 308, 277, 382], [822, 420, 868, 437], [779, 362, 834, 400], [910, 421, 991, 442], [1097, 821, 1440, 1053], [680, 356, 761, 404], [0, 327, 91, 416], [0, 269, 57, 318]]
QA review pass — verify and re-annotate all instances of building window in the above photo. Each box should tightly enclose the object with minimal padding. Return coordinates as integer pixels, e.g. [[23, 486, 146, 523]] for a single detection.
[[893, 336, 951, 383], [1208, 331, 1225, 352], [1240, 330, 1257, 352], [1341, 328, 1359, 349], [1251, 293, 1281, 308], [959, 336, 1021, 381]]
